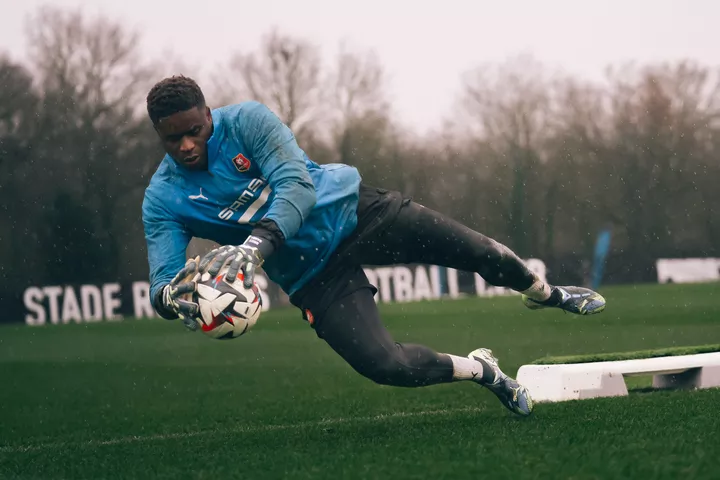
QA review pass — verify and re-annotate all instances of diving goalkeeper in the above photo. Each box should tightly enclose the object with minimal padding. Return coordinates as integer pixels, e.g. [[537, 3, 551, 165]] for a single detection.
[[142, 75, 606, 417]]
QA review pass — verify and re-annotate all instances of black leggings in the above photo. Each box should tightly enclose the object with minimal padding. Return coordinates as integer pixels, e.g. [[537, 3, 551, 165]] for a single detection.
[[314, 285, 454, 387], [351, 197, 535, 291], [292, 186, 538, 387]]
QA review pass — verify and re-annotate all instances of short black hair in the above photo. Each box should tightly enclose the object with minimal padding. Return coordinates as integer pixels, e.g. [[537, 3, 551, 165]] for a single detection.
[[146, 75, 206, 124]]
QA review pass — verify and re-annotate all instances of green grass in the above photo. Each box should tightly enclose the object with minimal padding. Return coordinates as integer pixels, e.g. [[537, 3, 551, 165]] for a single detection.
[[1, 282, 719, 479], [533, 343, 720, 364]]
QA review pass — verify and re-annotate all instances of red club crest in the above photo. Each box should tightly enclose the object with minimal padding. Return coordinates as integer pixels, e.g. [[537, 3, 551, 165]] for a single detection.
[[232, 153, 251, 173]]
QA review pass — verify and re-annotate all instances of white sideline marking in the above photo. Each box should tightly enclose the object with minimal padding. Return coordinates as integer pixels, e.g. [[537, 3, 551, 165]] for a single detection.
[[0, 406, 485, 454]]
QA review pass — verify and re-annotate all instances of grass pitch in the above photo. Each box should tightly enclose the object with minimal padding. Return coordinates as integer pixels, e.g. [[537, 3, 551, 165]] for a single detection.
[[1, 282, 719, 479]]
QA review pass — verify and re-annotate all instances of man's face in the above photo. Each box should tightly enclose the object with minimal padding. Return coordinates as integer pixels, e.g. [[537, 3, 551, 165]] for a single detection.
[[154, 106, 213, 170]]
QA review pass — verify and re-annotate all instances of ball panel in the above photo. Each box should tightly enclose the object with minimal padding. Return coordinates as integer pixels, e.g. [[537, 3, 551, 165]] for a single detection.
[[192, 265, 262, 340]]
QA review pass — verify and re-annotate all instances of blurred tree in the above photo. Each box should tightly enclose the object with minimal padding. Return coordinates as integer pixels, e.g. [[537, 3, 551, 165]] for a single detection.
[[459, 55, 556, 257], [330, 44, 387, 130], [0, 57, 38, 142], [326, 44, 395, 185], [544, 79, 611, 260], [23, 6, 160, 285], [605, 61, 720, 277], [221, 30, 323, 140], [0, 56, 40, 297]]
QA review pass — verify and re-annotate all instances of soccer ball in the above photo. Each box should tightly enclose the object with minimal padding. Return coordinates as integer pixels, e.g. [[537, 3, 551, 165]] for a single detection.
[[192, 267, 263, 340]]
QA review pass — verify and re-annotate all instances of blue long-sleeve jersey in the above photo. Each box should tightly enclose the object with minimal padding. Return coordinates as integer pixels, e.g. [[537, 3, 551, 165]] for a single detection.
[[142, 101, 361, 302]]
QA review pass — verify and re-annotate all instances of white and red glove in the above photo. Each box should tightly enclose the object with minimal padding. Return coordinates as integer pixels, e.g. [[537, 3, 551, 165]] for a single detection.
[[157, 256, 201, 330]]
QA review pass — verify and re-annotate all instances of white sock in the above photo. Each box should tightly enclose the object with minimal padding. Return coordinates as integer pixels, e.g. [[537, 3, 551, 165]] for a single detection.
[[521, 277, 552, 301], [447, 354, 484, 383]]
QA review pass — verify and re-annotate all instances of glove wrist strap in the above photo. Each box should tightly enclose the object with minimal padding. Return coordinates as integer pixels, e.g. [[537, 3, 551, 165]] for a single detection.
[[154, 284, 179, 320], [244, 234, 274, 262], [249, 219, 285, 260]]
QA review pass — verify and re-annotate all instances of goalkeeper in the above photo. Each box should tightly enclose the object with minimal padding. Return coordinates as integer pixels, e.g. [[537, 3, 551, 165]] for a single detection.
[[143, 76, 606, 417]]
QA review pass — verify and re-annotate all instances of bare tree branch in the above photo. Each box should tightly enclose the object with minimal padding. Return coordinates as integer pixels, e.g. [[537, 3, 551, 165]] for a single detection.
[[221, 30, 323, 139]]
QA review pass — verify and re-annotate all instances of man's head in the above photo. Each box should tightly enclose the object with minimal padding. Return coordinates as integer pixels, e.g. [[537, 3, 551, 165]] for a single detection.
[[147, 75, 213, 170]]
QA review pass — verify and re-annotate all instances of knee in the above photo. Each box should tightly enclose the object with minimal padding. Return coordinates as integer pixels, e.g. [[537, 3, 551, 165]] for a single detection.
[[475, 238, 504, 275], [353, 344, 418, 387], [476, 238, 528, 286], [476, 237, 506, 264]]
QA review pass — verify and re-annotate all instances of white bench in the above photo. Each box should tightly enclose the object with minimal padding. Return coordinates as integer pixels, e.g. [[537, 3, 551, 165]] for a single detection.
[[516, 352, 720, 403]]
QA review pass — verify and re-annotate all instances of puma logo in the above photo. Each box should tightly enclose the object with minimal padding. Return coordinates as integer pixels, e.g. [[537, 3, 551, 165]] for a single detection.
[[189, 188, 208, 201]]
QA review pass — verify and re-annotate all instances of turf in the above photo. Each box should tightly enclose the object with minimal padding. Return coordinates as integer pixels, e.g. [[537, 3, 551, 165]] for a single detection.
[[532, 343, 720, 364], [1, 282, 719, 479]]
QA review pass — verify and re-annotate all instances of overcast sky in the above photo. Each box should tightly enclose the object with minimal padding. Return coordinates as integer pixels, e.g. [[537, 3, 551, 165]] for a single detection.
[[1, 0, 717, 132]]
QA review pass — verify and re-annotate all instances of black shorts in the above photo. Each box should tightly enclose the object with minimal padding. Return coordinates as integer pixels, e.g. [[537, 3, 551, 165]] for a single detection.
[[289, 184, 407, 328]]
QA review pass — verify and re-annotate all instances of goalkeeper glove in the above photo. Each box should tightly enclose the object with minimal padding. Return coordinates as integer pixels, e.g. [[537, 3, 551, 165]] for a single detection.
[[198, 237, 265, 289], [159, 256, 201, 331], [198, 219, 285, 289]]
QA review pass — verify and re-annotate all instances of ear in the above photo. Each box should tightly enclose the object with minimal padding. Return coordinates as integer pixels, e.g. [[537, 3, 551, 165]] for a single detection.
[[205, 106, 212, 121]]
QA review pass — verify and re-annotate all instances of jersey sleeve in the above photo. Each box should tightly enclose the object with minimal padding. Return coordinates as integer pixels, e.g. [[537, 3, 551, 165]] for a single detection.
[[239, 102, 316, 241], [142, 191, 192, 315]]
